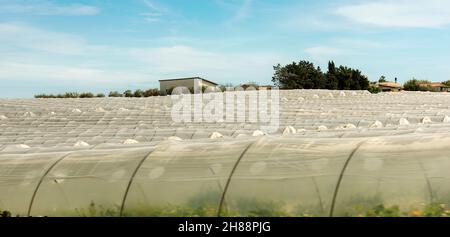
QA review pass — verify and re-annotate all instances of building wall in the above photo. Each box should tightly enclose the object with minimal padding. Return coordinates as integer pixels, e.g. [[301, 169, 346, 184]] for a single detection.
[[379, 86, 400, 92], [198, 80, 217, 88], [160, 79, 195, 95], [160, 79, 217, 95]]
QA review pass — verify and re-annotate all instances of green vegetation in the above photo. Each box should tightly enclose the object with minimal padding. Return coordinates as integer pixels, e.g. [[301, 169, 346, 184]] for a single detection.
[[368, 86, 381, 94], [3, 199, 450, 217], [1, 209, 12, 217], [108, 91, 123, 97], [272, 60, 370, 90], [35, 92, 105, 99], [35, 88, 163, 98], [75, 202, 121, 217], [403, 79, 433, 91], [79, 92, 94, 98], [340, 195, 450, 217], [351, 203, 450, 217]]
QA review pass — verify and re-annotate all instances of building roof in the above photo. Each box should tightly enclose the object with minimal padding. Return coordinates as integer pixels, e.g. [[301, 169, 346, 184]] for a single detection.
[[419, 82, 450, 88], [159, 77, 218, 85], [378, 82, 403, 88]]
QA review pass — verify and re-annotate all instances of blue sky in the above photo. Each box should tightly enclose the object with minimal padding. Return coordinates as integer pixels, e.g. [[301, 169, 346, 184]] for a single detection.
[[1, 0, 450, 97]]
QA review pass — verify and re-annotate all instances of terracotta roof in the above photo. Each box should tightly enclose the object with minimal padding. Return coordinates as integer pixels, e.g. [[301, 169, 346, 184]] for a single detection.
[[159, 77, 218, 85], [420, 83, 449, 88], [378, 82, 402, 88]]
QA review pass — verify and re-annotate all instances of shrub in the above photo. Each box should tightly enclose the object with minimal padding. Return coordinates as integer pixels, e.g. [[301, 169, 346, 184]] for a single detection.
[[123, 90, 133, 97], [1, 210, 12, 217], [144, 89, 160, 97], [108, 91, 123, 97], [64, 92, 80, 98], [96, 93, 105, 98], [79, 92, 94, 98], [134, 89, 144, 97], [403, 79, 432, 91], [368, 86, 381, 94]]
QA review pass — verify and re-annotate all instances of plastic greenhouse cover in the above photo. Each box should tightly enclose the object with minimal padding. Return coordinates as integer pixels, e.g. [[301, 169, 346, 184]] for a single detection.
[[2, 90, 450, 216], [0, 134, 449, 216]]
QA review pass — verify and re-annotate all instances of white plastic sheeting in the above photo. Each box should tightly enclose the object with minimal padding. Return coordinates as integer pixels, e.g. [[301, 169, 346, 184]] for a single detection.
[[0, 135, 450, 217], [1, 90, 450, 149], [2, 90, 450, 216]]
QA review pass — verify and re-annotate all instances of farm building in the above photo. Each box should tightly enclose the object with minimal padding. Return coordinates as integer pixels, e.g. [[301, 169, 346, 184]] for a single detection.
[[159, 77, 218, 95], [377, 82, 403, 92], [419, 82, 450, 92]]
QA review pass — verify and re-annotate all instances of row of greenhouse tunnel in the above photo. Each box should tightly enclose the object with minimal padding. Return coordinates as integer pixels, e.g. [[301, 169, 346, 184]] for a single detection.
[[1, 134, 450, 217]]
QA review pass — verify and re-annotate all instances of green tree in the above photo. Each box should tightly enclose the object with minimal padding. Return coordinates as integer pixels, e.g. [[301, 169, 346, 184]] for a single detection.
[[123, 90, 133, 97], [379, 76, 387, 83], [134, 89, 144, 97], [108, 91, 123, 97], [144, 89, 160, 97], [325, 61, 338, 90], [272, 61, 325, 89], [336, 66, 352, 90], [403, 79, 432, 91], [79, 92, 94, 98]]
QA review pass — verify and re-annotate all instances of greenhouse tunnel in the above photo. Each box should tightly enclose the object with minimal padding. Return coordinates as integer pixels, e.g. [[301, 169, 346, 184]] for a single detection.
[[1, 134, 450, 217]]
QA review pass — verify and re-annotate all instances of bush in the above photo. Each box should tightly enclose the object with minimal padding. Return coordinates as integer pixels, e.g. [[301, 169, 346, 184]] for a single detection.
[[108, 91, 123, 97], [63, 92, 80, 98], [1, 210, 12, 217], [403, 79, 432, 91], [96, 93, 105, 98], [123, 90, 133, 97], [144, 89, 160, 97], [368, 86, 381, 94], [79, 92, 94, 98], [134, 89, 144, 97]]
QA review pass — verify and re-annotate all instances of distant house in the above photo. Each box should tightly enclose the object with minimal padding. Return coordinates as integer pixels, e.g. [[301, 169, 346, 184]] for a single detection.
[[159, 77, 218, 95], [419, 82, 450, 92], [377, 82, 403, 92], [240, 84, 273, 90]]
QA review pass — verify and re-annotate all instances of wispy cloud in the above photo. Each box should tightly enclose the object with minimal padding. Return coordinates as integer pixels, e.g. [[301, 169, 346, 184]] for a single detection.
[[0, 62, 148, 83], [129, 45, 283, 84], [0, 22, 106, 54], [0, 0, 99, 16], [304, 46, 345, 62], [216, 0, 253, 26], [335, 0, 450, 28], [140, 0, 168, 23], [229, 0, 252, 24]]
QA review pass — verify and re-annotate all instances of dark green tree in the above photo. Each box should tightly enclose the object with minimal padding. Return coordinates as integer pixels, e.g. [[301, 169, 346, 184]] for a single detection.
[[108, 91, 123, 97], [325, 61, 338, 90], [403, 79, 432, 91], [272, 61, 325, 89], [134, 89, 144, 97], [123, 90, 133, 97]]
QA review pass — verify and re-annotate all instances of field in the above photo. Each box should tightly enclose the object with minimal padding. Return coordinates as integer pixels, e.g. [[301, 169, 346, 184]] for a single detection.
[[1, 90, 450, 217]]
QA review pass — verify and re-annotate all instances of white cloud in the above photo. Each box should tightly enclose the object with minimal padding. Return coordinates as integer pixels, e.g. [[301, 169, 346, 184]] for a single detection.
[[0, 62, 149, 84], [141, 0, 168, 23], [0, 1, 99, 16], [305, 46, 345, 61], [229, 0, 252, 23], [216, 0, 253, 26], [0, 22, 106, 54], [335, 0, 450, 28], [129, 45, 283, 84]]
